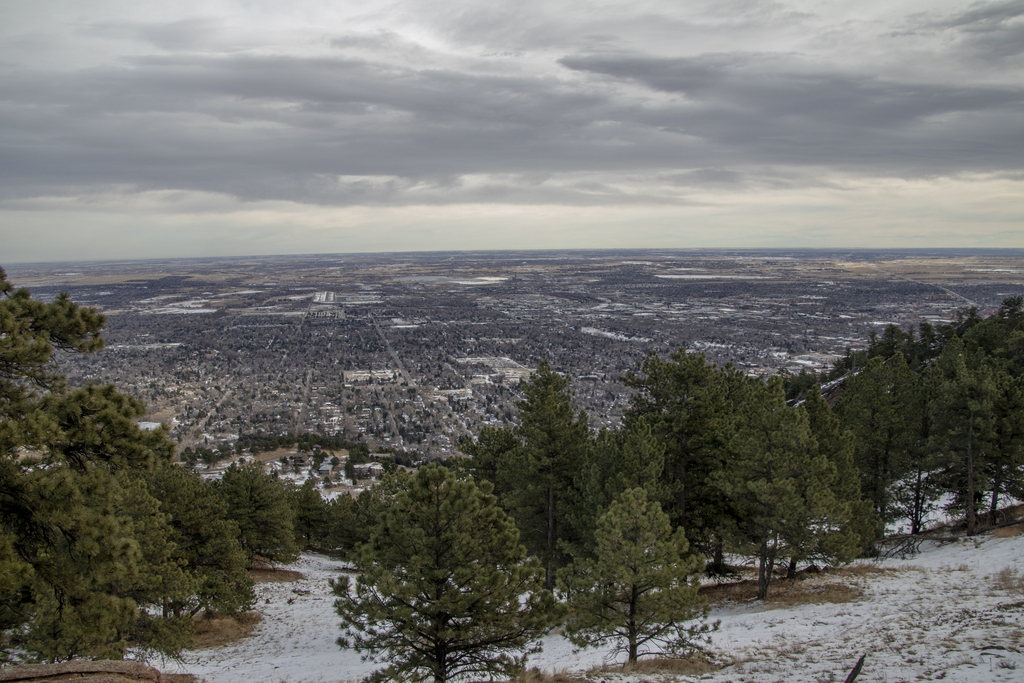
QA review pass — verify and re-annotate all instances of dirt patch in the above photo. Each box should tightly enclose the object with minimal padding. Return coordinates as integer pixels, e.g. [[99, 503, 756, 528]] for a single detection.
[[192, 611, 262, 649], [248, 567, 304, 583], [839, 562, 922, 578]]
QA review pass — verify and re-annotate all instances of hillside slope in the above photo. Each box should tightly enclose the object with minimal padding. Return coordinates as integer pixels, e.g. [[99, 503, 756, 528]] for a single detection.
[[172, 531, 1024, 682]]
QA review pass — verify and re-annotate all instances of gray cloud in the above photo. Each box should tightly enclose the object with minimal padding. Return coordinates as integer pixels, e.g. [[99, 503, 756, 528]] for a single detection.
[[85, 18, 229, 52], [912, 0, 1024, 59], [0, 1, 1021, 213]]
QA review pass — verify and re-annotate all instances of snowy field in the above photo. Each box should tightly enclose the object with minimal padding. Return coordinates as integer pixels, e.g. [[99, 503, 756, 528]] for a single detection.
[[171, 530, 1024, 683]]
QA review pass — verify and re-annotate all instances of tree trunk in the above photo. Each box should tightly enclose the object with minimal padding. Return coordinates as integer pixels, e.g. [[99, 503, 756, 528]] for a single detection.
[[990, 466, 1003, 526], [757, 523, 774, 600], [627, 584, 639, 664], [786, 556, 798, 580], [911, 468, 924, 535], [710, 535, 726, 575], [546, 483, 555, 590], [966, 411, 976, 536]]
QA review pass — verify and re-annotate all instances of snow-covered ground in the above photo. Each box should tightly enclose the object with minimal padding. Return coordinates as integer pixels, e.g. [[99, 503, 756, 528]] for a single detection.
[[172, 530, 1024, 682]]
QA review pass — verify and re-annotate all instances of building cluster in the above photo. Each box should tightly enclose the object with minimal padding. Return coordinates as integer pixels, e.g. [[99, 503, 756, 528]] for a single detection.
[[19, 249, 1017, 460]]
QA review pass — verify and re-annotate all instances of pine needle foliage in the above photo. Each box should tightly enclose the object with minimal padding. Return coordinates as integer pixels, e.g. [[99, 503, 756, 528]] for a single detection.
[[334, 465, 561, 683], [558, 488, 713, 664]]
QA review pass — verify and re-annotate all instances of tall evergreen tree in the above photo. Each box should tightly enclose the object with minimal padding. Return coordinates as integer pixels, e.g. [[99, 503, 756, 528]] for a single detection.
[[290, 479, 330, 549], [502, 360, 590, 589], [836, 354, 916, 531], [622, 350, 736, 560], [931, 337, 996, 535], [334, 465, 560, 683], [0, 268, 184, 660], [217, 462, 300, 565], [145, 464, 253, 618], [558, 488, 712, 664], [455, 425, 518, 499], [801, 388, 873, 564], [986, 370, 1024, 523], [714, 378, 846, 600], [563, 419, 669, 562], [890, 370, 942, 535]]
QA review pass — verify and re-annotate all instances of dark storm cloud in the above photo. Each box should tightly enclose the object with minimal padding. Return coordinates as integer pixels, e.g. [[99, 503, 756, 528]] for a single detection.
[[0, 16, 1021, 209]]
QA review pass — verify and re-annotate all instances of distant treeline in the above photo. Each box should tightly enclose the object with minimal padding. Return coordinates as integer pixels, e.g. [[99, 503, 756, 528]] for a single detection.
[[234, 433, 371, 460]]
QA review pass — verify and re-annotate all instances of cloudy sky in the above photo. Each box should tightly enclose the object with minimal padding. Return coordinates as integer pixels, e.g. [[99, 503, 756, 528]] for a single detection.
[[2, 0, 1022, 262]]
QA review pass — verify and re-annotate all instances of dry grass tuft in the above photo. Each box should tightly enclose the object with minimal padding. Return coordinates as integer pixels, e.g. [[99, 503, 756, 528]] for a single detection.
[[994, 568, 1024, 595], [839, 562, 921, 577], [701, 563, 919, 608], [192, 611, 262, 649], [247, 567, 304, 583], [992, 523, 1024, 538], [701, 577, 863, 607], [506, 668, 590, 683], [620, 653, 722, 676], [999, 503, 1024, 522]]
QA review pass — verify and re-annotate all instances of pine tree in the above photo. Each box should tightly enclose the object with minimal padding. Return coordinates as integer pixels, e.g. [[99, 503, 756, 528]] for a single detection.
[[456, 425, 518, 499], [622, 349, 737, 560], [217, 461, 300, 565], [0, 268, 184, 660], [891, 370, 942, 535], [113, 473, 194, 656], [145, 464, 253, 618], [334, 465, 560, 683], [564, 419, 668, 562], [985, 370, 1024, 523], [801, 388, 872, 566], [931, 337, 996, 535], [714, 378, 843, 600], [503, 360, 590, 589], [836, 355, 916, 531], [558, 488, 713, 664], [290, 479, 329, 549]]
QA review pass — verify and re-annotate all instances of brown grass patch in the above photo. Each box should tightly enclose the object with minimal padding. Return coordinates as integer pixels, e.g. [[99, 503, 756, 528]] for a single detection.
[[700, 577, 862, 607], [620, 653, 722, 676], [994, 568, 1024, 595], [506, 669, 590, 683], [192, 611, 261, 649], [251, 448, 299, 464], [992, 523, 1024, 538], [247, 567, 304, 583], [998, 503, 1024, 522], [699, 563, 918, 608], [850, 561, 913, 574]]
